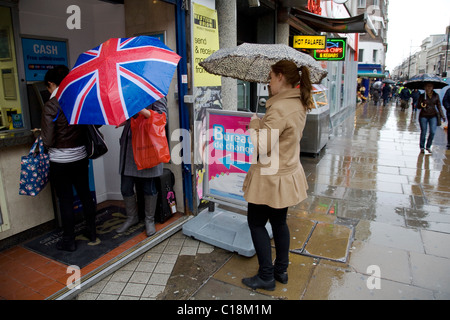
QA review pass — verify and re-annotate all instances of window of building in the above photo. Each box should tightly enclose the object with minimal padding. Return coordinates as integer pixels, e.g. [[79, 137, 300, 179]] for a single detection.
[[0, 5, 24, 132], [357, 0, 366, 8], [359, 49, 364, 62], [373, 49, 378, 63]]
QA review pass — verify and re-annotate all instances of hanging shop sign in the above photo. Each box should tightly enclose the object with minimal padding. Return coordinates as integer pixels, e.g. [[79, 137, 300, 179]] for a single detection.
[[293, 35, 327, 50], [21, 37, 68, 81], [193, 3, 221, 87], [313, 38, 346, 61]]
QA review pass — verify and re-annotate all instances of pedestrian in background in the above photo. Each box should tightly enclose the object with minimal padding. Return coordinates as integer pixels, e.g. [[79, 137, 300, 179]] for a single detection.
[[41, 66, 97, 252], [115, 98, 168, 237], [411, 89, 421, 113], [400, 85, 411, 111], [442, 87, 450, 149], [382, 84, 392, 106], [418, 82, 446, 154], [242, 60, 310, 291]]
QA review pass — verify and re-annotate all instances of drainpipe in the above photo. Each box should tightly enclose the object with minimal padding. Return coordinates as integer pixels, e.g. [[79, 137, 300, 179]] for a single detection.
[[176, 0, 193, 213]]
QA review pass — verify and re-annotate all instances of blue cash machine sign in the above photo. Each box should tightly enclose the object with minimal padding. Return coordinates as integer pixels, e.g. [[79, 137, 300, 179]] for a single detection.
[[22, 37, 68, 81]]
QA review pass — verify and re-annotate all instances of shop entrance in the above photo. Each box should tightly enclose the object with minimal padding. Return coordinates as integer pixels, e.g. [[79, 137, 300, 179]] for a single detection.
[[0, 6, 24, 131]]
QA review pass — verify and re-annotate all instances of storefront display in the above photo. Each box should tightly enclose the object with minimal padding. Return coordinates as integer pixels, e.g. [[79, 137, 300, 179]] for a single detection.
[[301, 84, 329, 155]]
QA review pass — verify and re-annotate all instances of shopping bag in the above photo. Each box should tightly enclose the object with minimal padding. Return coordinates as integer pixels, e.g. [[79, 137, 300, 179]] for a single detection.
[[131, 110, 170, 170], [85, 125, 108, 159], [19, 136, 50, 196]]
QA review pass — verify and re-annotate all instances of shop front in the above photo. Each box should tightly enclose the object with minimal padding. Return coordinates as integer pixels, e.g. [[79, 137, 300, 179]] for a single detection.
[[0, 0, 188, 248]]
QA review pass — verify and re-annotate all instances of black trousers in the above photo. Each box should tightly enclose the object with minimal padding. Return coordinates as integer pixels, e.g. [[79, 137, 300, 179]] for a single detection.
[[247, 203, 289, 280], [50, 158, 96, 241]]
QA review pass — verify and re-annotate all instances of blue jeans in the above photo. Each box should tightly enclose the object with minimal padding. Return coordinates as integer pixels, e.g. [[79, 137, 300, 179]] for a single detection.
[[419, 116, 438, 149], [121, 175, 157, 197]]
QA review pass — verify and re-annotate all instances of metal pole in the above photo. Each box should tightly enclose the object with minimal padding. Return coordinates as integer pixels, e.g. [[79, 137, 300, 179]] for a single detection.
[[176, 0, 194, 213], [444, 27, 449, 77]]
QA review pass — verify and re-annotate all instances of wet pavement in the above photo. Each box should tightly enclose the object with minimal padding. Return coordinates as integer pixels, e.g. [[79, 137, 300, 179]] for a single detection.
[[76, 101, 450, 300]]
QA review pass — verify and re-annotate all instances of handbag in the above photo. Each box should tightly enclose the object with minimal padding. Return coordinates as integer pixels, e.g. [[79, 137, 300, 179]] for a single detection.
[[19, 136, 50, 197], [131, 110, 170, 170], [85, 125, 108, 159]]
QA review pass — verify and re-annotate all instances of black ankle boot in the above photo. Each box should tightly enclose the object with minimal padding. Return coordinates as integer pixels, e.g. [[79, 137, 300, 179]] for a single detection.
[[274, 272, 288, 284], [242, 275, 275, 291]]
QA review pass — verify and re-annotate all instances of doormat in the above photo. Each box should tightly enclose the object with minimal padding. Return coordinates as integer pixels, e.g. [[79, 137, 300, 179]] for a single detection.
[[22, 206, 145, 268]]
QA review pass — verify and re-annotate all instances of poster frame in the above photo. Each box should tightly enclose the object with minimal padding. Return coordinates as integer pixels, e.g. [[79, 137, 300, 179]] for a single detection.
[[204, 108, 263, 208]]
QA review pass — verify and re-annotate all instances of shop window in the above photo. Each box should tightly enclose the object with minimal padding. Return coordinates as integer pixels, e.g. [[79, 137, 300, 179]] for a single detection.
[[0, 6, 24, 132]]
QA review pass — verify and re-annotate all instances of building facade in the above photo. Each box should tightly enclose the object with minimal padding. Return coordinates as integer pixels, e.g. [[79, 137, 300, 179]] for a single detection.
[[392, 27, 450, 81], [0, 0, 375, 247], [356, 0, 389, 78]]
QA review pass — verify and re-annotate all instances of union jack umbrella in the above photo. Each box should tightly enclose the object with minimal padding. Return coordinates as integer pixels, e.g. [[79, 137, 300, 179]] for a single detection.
[[56, 36, 181, 126]]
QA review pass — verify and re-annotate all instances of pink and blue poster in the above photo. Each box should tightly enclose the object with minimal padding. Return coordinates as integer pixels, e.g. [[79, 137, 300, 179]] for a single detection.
[[205, 109, 256, 206]]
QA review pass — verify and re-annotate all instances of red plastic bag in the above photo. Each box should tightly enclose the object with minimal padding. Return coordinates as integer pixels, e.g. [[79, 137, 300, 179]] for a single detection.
[[131, 110, 170, 170]]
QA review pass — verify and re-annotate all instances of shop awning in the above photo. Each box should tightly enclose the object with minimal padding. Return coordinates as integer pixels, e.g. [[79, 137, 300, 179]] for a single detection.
[[358, 64, 386, 78], [290, 8, 377, 38]]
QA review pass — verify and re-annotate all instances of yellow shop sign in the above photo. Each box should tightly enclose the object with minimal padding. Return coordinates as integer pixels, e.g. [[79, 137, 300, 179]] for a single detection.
[[293, 35, 327, 50]]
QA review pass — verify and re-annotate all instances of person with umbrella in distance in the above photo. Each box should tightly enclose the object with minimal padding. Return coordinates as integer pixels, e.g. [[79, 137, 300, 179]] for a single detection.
[[382, 84, 392, 107], [443, 88, 450, 149], [418, 82, 446, 154], [241, 60, 311, 291], [115, 98, 168, 237], [399, 85, 411, 111], [41, 66, 98, 252]]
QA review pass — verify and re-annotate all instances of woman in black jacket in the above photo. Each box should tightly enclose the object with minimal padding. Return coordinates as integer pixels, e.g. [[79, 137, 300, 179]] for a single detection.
[[418, 82, 446, 154], [41, 66, 97, 252]]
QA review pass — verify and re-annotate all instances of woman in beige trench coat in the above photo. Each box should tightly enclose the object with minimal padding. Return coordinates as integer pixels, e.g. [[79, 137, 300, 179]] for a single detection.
[[242, 60, 312, 291]]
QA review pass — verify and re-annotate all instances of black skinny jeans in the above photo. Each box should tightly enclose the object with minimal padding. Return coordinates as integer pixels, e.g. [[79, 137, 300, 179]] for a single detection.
[[50, 158, 96, 241], [247, 203, 289, 280]]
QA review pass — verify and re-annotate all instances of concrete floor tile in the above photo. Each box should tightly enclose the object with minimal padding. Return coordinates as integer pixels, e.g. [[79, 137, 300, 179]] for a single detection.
[[135, 261, 156, 273], [121, 283, 146, 297], [410, 251, 450, 293], [180, 246, 198, 256], [286, 217, 315, 251], [101, 281, 126, 295], [97, 293, 119, 300], [349, 240, 411, 284], [420, 230, 450, 258], [142, 284, 165, 299], [154, 262, 175, 274], [141, 252, 161, 263], [129, 271, 151, 284], [148, 273, 170, 286], [110, 270, 133, 283], [213, 252, 316, 300], [302, 222, 352, 262], [303, 264, 434, 300], [191, 278, 274, 300], [355, 220, 424, 253]]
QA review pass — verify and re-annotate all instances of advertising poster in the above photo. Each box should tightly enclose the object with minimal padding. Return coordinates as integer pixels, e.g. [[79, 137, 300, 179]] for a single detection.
[[21, 37, 68, 81], [192, 3, 221, 87], [205, 109, 256, 206]]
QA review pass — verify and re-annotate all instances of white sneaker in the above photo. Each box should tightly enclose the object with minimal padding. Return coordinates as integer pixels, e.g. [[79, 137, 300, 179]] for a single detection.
[[424, 149, 432, 155]]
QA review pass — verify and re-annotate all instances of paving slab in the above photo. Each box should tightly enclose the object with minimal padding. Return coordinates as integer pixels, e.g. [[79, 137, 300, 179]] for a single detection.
[[212, 252, 316, 300], [349, 240, 411, 284], [302, 222, 353, 262], [303, 263, 435, 300]]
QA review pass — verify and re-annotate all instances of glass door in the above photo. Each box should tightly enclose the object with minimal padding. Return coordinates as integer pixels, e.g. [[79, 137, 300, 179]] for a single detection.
[[0, 5, 24, 131]]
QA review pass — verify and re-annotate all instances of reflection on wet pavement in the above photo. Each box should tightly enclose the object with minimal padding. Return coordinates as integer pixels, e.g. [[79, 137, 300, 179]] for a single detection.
[[206, 101, 450, 300]]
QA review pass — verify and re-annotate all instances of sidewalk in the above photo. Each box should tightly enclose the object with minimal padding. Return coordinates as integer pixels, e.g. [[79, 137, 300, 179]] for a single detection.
[[77, 101, 450, 300], [2, 101, 449, 300]]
